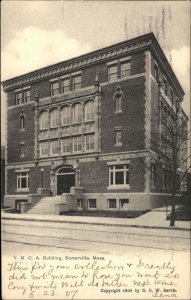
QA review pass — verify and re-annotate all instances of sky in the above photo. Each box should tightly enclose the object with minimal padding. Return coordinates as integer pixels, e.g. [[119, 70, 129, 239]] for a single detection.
[[1, 0, 190, 145]]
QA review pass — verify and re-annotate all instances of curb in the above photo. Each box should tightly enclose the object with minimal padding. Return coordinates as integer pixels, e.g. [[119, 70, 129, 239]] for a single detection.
[[2, 215, 191, 231]]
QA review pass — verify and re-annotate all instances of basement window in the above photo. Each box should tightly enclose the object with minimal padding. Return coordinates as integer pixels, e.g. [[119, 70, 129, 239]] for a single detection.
[[108, 199, 117, 209], [120, 199, 129, 209], [88, 199, 97, 209], [77, 199, 82, 208]]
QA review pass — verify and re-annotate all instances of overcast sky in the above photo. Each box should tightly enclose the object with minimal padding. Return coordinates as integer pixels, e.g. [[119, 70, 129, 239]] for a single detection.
[[1, 0, 190, 145]]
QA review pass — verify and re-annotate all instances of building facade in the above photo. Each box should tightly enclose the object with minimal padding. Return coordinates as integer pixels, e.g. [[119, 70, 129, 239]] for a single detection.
[[1, 146, 5, 207], [2, 33, 187, 212]]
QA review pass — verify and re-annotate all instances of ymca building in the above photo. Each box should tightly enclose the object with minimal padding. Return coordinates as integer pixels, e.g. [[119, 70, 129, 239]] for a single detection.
[[2, 33, 187, 214]]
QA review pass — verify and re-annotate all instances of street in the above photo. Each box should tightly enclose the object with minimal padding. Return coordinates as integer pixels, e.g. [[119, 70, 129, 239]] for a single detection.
[[2, 217, 190, 256]]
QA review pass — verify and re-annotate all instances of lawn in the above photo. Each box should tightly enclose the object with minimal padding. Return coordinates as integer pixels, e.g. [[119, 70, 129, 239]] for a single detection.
[[60, 209, 150, 218]]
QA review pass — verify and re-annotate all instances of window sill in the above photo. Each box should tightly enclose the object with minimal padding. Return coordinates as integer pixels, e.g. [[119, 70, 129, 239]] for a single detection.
[[40, 128, 48, 131], [20, 129, 25, 132], [50, 126, 60, 129], [61, 124, 70, 128], [16, 188, 29, 192], [72, 122, 82, 126], [84, 120, 95, 123], [61, 152, 71, 155], [84, 131, 95, 134], [73, 151, 82, 154], [115, 143, 122, 147], [115, 110, 122, 114], [107, 185, 130, 190]]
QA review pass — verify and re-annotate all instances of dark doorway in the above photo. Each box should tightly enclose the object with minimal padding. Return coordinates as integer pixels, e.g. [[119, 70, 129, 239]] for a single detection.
[[57, 166, 75, 195]]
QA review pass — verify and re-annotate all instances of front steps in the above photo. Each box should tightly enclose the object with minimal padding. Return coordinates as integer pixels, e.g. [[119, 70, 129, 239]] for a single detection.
[[27, 196, 62, 215]]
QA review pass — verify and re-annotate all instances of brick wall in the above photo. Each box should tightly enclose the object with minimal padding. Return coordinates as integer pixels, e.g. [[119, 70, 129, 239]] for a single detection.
[[79, 158, 145, 193], [131, 52, 145, 75], [101, 77, 146, 153], [7, 165, 51, 195], [7, 103, 35, 163]]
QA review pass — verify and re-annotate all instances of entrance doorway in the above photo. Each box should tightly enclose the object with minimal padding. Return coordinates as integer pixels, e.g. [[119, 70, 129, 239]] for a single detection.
[[57, 166, 75, 195]]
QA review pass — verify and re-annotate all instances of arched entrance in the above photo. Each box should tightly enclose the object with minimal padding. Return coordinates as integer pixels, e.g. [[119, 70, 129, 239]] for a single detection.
[[56, 166, 75, 195]]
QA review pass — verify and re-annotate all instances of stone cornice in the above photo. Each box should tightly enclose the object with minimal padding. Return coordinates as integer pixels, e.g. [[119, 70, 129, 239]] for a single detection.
[[2, 33, 184, 98]]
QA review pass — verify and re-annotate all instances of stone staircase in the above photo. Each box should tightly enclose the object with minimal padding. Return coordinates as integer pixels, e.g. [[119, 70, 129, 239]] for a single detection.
[[27, 196, 63, 215]]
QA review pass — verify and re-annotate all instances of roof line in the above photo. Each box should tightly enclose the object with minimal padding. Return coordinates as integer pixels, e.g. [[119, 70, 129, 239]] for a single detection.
[[2, 32, 154, 83]]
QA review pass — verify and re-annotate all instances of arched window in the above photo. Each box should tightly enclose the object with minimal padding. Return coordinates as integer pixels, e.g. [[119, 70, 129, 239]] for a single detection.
[[113, 86, 123, 113], [39, 110, 49, 130], [61, 106, 70, 126], [20, 114, 25, 130], [57, 166, 75, 174], [115, 96, 122, 112], [72, 103, 82, 124], [50, 108, 60, 128], [85, 101, 94, 122]]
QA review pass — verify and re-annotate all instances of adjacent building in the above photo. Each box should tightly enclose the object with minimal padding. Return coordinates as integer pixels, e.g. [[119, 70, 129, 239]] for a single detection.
[[2, 33, 187, 213], [1, 146, 5, 207]]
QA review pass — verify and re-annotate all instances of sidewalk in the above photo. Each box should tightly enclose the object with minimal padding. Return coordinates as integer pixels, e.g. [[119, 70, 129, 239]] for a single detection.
[[2, 210, 190, 231]]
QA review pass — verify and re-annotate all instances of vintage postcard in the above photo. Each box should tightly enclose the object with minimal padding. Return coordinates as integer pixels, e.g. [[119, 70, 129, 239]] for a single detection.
[[1, 1, 190, 299]]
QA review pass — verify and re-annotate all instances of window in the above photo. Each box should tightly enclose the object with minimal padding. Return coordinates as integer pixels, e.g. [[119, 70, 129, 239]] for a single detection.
[[61, 106, 70, 126], [85, 101, 94, 122], [108, 65, 117, 82], [61, 138, 70, 154], [115, 96, 122, 112], [163, 77, 168, 95], [175, 98, 180, 113], [40, 141, 48, 157], [20, 115, 25, 130], [15, 91, 23, 105], [109, 164, 129, 188], [20, 143, 25, 157], [77, 199, 82, 208], [72, 103, 82, 124], [17, 172, 29, 190], [73, 75, 81, 90], [121, 61, 131, 78], [50, 140, 59, 155], [85, 134, 94, 151], [61, 78, 70, 93], [88, 199, 96, 209], [115, 130, 122, 146], [39, 111, 49, 130], [120, 199, 129, 209], [50, 109, 60, 128], [50, 81, 59, 96], [108, 199, 116, 209], [73, 136, 82, 152], [23, 89, 30, 102], [154, 64, 158, 81]]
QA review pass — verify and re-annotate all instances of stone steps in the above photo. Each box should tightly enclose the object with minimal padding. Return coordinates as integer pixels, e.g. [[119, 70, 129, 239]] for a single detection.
[[27, 196, 63, 215]]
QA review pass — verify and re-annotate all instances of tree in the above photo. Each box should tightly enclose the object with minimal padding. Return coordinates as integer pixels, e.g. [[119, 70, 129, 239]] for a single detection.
[[142, 75, 190, 226]]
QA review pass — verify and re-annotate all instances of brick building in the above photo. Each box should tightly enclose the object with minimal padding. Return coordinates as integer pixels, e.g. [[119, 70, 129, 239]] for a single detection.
[[2, 33, 187, 213]]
